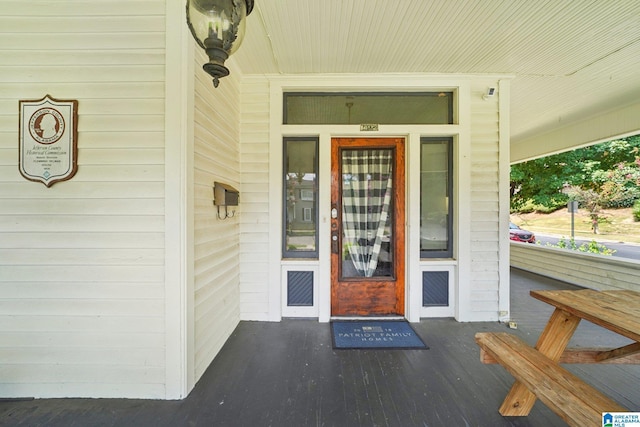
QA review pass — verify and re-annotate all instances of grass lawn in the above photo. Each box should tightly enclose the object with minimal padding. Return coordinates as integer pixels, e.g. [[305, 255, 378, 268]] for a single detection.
[[510, 207, 640, 244]]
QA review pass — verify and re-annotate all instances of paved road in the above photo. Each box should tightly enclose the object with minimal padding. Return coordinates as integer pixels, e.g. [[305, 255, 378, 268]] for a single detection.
[[534, 234, 640, 260]]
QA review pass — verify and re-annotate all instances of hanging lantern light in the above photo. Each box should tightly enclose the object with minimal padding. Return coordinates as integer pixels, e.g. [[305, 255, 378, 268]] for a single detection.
[[186, 0, 254, 88]]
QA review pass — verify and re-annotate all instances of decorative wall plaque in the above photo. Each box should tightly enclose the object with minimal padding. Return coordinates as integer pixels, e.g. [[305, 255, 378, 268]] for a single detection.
[[19, 95, 78, 187]]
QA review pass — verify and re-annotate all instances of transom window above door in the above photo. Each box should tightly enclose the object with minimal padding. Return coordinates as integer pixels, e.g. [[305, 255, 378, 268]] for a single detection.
[[283, 92, 454, 125]]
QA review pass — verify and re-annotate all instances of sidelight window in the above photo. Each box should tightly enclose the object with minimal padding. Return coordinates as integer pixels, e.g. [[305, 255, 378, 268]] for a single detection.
[[420, 137, 453, 258], [283, 137, 319, 258]]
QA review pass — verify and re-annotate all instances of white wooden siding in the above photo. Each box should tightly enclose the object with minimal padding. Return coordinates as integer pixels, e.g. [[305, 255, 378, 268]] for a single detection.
[[237, 76, 508, 323], [0, 1, 167, 398], [239, 78, 271, 320], [192, 48, 242, 381], [468, 81, 504, 320]]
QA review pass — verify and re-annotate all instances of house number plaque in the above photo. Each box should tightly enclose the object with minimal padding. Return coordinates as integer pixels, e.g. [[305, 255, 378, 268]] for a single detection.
[[19, 94, 78, 187], [360, 123, 379, 131]]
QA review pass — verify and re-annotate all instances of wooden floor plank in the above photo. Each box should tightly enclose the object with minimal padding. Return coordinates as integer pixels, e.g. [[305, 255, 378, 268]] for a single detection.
[[1, 268, 638, 427]]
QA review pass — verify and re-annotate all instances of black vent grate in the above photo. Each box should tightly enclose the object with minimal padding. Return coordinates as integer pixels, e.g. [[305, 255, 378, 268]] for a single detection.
[[287, 271, 314, 306], [423, 271, 449, 306]]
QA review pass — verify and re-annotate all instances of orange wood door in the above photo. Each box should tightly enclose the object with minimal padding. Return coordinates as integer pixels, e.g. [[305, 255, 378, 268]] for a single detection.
[[330, 137, 405, 316]]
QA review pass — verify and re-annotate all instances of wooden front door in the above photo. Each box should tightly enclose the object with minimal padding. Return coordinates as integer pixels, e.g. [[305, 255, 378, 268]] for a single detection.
[[330, 137, 405, 316]]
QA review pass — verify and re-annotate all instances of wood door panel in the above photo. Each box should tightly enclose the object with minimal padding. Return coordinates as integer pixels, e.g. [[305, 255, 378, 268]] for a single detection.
[[330, 137, 405, 316], [331, 282, 399, 316]]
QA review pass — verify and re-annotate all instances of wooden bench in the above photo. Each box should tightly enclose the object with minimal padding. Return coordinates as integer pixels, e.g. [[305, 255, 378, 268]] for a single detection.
[[475, 332, 627, 427]]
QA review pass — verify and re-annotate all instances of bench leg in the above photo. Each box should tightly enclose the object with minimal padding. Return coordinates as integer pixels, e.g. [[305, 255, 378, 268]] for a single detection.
[[499, 308, 581, 416]]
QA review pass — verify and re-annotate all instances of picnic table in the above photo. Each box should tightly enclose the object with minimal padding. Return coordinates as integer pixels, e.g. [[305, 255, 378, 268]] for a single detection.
[[476, 289, 640, 427]]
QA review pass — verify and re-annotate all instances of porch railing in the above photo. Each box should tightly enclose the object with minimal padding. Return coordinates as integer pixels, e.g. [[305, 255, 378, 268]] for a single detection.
[[510, 242, 640, 291]]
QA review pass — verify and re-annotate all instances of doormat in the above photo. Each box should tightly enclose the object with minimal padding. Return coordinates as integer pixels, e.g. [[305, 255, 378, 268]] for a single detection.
[[331, 321, 428, 349]]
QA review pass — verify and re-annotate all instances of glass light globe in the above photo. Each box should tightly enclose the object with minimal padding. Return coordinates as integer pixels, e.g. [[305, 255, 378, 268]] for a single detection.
[[186, 0, 253, 87]]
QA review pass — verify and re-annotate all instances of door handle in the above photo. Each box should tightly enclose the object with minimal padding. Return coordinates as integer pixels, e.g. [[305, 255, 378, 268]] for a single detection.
[[331, 232, 339, 254]]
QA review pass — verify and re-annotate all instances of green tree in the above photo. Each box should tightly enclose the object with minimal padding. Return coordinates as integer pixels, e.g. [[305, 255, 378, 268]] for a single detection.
[[511, 136, 640, 212], [565, 186, 603, 233], [591, 161, 640, 208]]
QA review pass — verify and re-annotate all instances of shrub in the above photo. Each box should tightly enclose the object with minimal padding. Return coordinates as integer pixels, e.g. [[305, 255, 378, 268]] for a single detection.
[[546, 237, 615, 256], [511, 199, 536, 214], [634, 199, 640, 222], [510, 200, 563, 214], [593, 163, 640, 208], [577, 240, 616, 256]]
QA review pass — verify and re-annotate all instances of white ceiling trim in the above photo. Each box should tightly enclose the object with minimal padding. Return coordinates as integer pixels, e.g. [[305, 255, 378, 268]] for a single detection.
[[232, 0, 640, 153]]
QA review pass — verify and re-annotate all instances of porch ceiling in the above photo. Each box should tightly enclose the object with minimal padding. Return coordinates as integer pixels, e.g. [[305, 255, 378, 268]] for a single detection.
[[232, 0, 640, 158]]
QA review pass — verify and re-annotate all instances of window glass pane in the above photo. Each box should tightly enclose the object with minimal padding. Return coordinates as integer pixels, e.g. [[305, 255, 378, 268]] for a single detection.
[[284, 92, 453, 125], [284, 137, 318, 258], [421, 138, 453, 258]]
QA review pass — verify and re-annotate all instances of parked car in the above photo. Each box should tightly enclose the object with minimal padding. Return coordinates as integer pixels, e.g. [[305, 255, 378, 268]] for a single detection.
[[509, 222, 536, 243]]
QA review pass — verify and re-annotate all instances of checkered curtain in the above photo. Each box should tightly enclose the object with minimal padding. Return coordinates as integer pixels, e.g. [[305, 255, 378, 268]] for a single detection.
[[341, 149, 393, 277]]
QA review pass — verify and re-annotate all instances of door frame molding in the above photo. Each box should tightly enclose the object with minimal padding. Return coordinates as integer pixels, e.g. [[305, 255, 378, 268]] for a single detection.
[[266, 75, 483, 323]]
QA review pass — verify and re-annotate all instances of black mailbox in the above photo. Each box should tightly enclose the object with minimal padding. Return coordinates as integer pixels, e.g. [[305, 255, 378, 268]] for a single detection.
[[214, 182, 239, 206]]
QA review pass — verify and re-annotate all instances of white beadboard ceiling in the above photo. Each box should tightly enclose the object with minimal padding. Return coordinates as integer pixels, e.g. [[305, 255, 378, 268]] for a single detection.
[[231, 0, 640, 147]]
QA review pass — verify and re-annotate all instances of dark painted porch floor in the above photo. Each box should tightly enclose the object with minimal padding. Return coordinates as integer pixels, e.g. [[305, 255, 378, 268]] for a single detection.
[[1, 268, 639, 427]]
